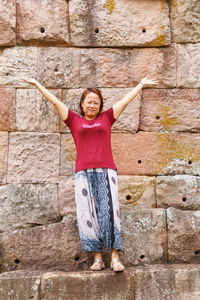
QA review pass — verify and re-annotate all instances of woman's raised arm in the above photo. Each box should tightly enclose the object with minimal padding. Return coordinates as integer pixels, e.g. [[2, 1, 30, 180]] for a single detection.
[[112, 77, 159, 120], [22, 78, 69, 121]]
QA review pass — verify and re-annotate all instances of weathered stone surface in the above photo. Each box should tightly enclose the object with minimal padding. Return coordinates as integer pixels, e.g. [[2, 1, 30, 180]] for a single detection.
[[121, 206, 167, 265], [118, 176, 156, 208], [0, 271, 42, 300], [58, 176, 75, 215], [167, 208, 200, 263], [0, 183, 60, 232], [0, 0, 16, 46], [7, 132, 60, 183], [170, 0, 200, 43], [41, 270, 134, 300], [174, 265, 200, 299], [80, 46, 176, 88], [16, 0, 70, 46], [0, 132, 8, 184], [61, 88, 141, 133], [16, 88, 61, 132], [140, 89, 200, 132], [37, 47, 80, 88], [112, 132, 200, 176], [0, 88, 16, 131], [0, 47, 38, 87], [156, 175, 200, 210], [135, 264, 200, 300], [135, 265, 175, 300], [60, 133, 76, 176], [70, 0, 171, 47], [0, 213, 88, 272], [177, 44, 200, 88]]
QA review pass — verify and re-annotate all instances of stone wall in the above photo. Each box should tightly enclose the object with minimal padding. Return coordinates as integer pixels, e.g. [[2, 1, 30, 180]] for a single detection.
[[0, 0, 200, 299]]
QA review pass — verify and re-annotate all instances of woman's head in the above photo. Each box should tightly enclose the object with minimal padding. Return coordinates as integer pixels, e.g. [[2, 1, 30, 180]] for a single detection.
[[79, 88, 104, 119]]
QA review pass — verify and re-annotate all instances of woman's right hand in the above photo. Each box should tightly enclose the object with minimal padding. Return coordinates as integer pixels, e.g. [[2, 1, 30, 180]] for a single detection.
[[22, 77, 38, 86]]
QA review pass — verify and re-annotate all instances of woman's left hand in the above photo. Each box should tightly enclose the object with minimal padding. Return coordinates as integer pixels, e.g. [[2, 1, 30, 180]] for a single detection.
[[140, 76, 159, 87]]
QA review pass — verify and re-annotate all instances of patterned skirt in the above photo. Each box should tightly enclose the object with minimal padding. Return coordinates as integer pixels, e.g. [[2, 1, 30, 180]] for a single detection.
[[74, 168, 122, 252]]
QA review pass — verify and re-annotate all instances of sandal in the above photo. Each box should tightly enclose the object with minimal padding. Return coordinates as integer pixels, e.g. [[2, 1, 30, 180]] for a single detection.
[[90, 259, 105, 271], [110, 259, 125, 272]]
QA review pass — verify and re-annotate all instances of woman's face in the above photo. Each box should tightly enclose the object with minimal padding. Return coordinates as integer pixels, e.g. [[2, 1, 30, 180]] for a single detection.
[[82, 92, 101, 120]]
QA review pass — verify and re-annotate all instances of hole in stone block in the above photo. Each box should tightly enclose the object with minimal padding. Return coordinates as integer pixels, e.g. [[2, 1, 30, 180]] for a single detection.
[[75, 256, 80, 261], [195, 250, 200, 255], [95, 28, 99, 33], [188, 160, 192, 165], [14, 259, 20, 264], [138, 160, 142, 164], [140, 255, 145, 259], [54, 68, 58, 72], [126, 195, 131, 200], [189, 22, 193, 25], [142, 28, 146, 33], [155, 116, 160, 120], [182, 197, 187, 202], [40, 27, 45, 33]]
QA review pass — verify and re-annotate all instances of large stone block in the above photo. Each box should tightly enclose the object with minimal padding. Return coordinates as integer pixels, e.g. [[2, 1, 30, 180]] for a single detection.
[[0, 132, 8, 184], [0, 183, 60, 232], [60, 88, 141, 133], [16, 88, 61, 132], [140, 89, 200, 132], [37, 47, 80, 88], [170, 0, 200, 43], [118, 176, 156, 208], [58, 176, 76, 216], [156, 175, 200, 210], [112, 132, 200, 175], [167, 208, 200, 263], [41, 270, 134, 300], [0, 88, 16, 131], [0, 0, 16, 46], [177, 44, 200, 88], [121, 206, 167, 265], [70, 0, 171, 47], [0, 47, 38, 87], [135, 265, 175, 300], [80, 46, 176, 88], [0, 213, 87, 272], [135, 264, 200, 300], [7, 132, 60, 183], [174, 265, 200, 299], [60, 133, 76, 176], [16, 0, 70, 46], [0, 271, 42, 300]]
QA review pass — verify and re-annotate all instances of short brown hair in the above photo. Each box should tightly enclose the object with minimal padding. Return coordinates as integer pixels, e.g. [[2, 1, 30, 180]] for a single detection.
[[79, 88, 104, 117]]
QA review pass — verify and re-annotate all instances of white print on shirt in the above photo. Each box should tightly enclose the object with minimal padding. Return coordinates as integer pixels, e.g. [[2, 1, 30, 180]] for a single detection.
[[82, 123, 102, 128]]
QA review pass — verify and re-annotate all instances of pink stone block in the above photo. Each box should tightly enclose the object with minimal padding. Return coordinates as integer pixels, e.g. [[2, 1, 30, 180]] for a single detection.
[[167, 208, 200, 263], [70, 0, 171, 47], [140, 89, 200, 132], [0, 88, 16, 131], [177, 44, 200, 88], [7, 132, 60, 183], [16, 88, 61, 132], [16, 0, 70, 46], [58, 176, 75, 216], [37, 47, 80, 88], [60, 133, 76, 176], [0, 0, 16, 46], [112, 132, 200, 175], [0, 132, 8, 184], [171, 0, 200, 43], [80, 46, 176, 88]]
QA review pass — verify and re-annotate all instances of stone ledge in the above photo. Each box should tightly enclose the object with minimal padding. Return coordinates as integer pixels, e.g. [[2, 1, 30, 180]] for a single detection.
[[0, 265, 200, 300]]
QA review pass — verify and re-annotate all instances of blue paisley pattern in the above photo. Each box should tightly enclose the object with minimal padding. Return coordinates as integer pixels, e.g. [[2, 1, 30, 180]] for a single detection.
[[75, 168, 122, 252]]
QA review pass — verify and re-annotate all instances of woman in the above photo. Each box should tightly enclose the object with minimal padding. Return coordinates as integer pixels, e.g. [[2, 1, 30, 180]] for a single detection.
[[22, 76, 158, 272]]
